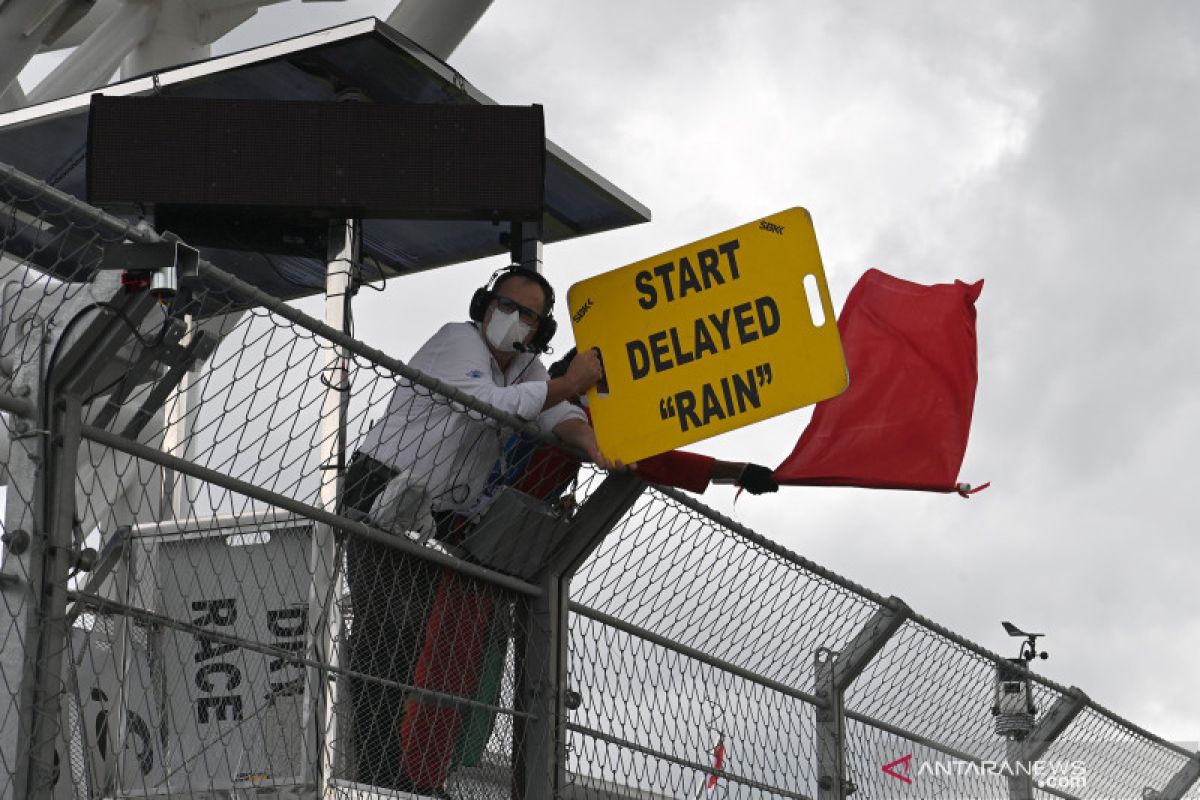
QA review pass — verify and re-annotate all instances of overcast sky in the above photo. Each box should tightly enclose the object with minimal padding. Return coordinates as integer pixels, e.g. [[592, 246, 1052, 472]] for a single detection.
[[244, 0, 1200, 743], [22, 0, 1200, 745]]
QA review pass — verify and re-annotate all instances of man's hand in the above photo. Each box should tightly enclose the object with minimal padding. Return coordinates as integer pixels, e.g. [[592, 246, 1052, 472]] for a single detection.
[[588, 443, 618, 472], [737, 463, 779, 494], [566, 348, 603, 392], [545, 347, 604, 408], [584, 440, 630, 473], [553, 416, 628, 472]]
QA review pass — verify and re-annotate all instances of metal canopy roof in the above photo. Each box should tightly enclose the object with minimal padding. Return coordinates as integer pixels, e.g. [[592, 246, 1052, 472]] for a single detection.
[[0, 18, 651, 300]]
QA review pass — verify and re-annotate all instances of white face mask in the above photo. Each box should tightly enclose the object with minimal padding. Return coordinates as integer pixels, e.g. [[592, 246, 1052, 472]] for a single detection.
[[484, 309, 533, 353]]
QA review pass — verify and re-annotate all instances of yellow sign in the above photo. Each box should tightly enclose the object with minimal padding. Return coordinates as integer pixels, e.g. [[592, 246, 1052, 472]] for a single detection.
[[567, 208, 847, 464]]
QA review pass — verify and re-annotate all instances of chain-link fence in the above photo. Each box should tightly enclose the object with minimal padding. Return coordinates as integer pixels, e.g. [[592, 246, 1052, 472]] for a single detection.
[[567, 482, 1200, 799], [1, 160, 1198, 800]]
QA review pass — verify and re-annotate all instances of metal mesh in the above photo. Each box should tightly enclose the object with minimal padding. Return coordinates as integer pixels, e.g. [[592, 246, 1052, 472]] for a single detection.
[[1034, 708, 1192, 800], [843, 721, 1011, 799], [568, 609, 819, 798], [571, 487, 882, 690], [2, 161, 1198, 800], [0, 164, 578, 800], [845, 619, 1014, 758], [565, 487, 1198, 798]]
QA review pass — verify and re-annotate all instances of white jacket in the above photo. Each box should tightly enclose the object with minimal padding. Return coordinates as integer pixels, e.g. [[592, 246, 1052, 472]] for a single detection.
[[358, 322, 584, 518]]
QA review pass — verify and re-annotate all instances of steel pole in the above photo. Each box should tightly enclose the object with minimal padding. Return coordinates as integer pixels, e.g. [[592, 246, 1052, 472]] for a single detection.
[[1006, 738, 1034, 800], [302, 218, 354, 793]]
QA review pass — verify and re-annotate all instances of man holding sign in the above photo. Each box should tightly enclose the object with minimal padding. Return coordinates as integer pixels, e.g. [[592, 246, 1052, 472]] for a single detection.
[[473, 347, 779, 507], [351, 265, 613, 536], [342, 264, 612, 792], [569, 208, 848, 464]]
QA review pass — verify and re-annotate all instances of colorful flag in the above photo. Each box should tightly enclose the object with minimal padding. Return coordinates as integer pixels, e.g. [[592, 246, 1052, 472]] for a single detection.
[[773, 269, 985, 494], [706, 733, 725, 792]]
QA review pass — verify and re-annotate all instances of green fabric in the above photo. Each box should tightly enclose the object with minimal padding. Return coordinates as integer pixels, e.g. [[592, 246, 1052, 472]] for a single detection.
[[452, 609, 509, 767]]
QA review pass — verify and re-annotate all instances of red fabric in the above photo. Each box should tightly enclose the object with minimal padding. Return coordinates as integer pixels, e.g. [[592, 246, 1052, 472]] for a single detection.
[[774, 269, 983, 492], [399, 573, 495, 788], [635, 450, 714, 493], [707, 738, 726, 789], [511, 443, 579, 499], [512, 408, 716, 497]]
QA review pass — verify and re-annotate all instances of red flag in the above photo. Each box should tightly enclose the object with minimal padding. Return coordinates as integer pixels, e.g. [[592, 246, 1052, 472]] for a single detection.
[[706, 734, 725, 790], [773, 269, 984, 493]]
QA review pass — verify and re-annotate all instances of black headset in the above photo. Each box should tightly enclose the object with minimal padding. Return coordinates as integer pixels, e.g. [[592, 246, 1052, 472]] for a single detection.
[[469, 265, 558, 353]]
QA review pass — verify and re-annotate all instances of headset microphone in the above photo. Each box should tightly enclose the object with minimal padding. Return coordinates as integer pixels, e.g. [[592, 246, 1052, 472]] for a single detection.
[[469, 265, 558, 354]]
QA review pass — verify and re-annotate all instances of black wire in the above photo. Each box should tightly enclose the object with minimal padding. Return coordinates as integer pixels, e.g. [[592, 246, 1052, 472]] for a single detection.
[[43, 303, 103, 428], [353, 256, 389, 293], [317, 260, 356, 392], [82, 372, 130, 407], [81, 306, 171, 406], [44, 302, 171, 424]]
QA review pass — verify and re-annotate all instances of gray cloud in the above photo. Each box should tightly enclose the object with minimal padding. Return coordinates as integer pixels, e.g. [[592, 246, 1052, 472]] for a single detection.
[[154, 0, 1200, 743]]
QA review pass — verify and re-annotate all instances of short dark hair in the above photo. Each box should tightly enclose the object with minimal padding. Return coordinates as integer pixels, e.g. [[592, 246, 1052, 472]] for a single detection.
[[548, 347, 577, 379], [493, 267, 555, 316]]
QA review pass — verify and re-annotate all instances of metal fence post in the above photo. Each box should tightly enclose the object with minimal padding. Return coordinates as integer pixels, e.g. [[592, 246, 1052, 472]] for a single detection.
[[302, 218, 355, 792], [3, 280, 142, 800], [1020, 688, 1087, 764], [23, 389, 83, 800], [1145, 755, 1200, 800], [159, 313, 200, 519], [816, 598, 912, 798], [515, 471, 644, 799], [515, 570, 567, 800], [1, 333, 50, 800], [813, 648, 846, 800], [2, 272, 169, 800], [1005, 738, 1033, 800]]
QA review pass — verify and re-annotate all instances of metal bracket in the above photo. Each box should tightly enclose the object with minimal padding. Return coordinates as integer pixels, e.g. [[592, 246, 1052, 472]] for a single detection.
[[53, 291, 161, 397], [88, 316, 190, 430], [1145, 755, 1200, 800], [65, 526, 129, 625], [833, 598, 912, 693], [99, 239, 200, 277], [118, 329, 216, 440], [544, 471, 645, 580], [99, 238, 200, 304], [1019, 687, 1088, 763]]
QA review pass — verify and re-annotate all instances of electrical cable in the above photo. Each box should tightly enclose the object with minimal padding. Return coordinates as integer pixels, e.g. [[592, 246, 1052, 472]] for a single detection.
[[44, 301, 172, 425], [81, 306, 172, 406], [353, 255, 389, 293]]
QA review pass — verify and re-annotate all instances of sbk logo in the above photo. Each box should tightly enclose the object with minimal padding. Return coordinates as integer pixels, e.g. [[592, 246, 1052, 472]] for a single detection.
[[882, 754, 913, 784], [572, 297, 594, 323]]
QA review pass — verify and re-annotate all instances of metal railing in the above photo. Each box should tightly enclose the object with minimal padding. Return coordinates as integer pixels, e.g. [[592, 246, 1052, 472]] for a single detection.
[[1, 161, 1198, 800]]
